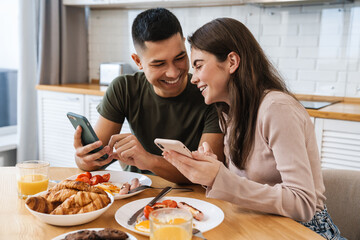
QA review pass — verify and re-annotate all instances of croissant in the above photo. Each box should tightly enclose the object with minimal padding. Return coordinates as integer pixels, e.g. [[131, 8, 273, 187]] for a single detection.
[[77, 193, 111, 213], [43, 188, 78, 203], [50, 180, 107, 195], [26, 196, 56, 213], [50, 180, 91, 192], [50, 191, 110, 215]]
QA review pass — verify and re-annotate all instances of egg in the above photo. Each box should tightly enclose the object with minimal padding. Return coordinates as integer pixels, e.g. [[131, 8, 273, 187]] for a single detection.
[[135, 220, 150, 233]]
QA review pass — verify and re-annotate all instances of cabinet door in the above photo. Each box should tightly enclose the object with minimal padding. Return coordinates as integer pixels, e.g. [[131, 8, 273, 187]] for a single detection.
[[84, 95, 131, 134], [38, 91, 84, 167], [315, 118, 360, 170]]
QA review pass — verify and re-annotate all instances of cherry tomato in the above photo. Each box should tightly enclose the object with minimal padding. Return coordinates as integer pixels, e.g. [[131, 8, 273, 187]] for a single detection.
[[162, 200, 178, 208], [75, 176, 90, 184], [77, 172, 92, 179], [144, 205, 154, 219], [84, 172, 92, 179], [90, 175, 104, 185], [102, 173, 110, 182]]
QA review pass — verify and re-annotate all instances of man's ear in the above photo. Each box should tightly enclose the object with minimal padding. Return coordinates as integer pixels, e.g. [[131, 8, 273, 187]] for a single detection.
[[228, 52, 240, 74], [131, 53, 143, 70]]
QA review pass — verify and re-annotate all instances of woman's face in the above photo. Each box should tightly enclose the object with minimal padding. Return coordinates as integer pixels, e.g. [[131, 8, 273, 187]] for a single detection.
[[190, 48, 231, 105]]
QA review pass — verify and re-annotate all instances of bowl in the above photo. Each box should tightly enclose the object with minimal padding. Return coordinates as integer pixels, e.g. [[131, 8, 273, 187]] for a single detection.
[[25, 191, 114, 226]]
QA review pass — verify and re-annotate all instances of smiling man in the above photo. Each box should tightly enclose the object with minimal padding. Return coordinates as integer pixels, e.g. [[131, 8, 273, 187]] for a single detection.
[[73, 8, 224, 184]]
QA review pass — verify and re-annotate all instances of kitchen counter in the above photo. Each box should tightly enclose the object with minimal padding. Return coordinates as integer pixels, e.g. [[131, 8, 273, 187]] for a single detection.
[[36, 84, 360, 122]]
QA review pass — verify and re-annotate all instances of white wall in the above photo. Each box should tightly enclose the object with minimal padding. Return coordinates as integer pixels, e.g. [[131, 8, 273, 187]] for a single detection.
[[88, 1, 360, 97], [0, 0, 19, 69]]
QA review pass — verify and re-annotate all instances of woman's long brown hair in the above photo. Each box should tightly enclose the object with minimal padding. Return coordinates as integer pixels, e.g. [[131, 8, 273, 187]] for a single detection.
[[188, 18, 292, 169]]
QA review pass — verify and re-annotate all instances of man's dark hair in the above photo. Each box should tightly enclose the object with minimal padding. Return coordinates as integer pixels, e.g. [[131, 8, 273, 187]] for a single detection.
[[132, 8, 183, 50]]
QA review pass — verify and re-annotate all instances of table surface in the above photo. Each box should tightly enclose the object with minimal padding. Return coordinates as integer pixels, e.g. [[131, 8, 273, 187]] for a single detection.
[[0, 167, 324, 240]]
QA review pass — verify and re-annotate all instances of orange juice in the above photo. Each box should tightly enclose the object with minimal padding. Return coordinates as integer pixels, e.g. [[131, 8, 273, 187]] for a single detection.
[[17, 174, 49, 196], [150, 226, 191, 240]]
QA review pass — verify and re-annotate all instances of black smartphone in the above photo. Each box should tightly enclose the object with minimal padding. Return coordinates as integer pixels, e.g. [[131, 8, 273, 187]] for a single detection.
[[67, 112, 108, 161]]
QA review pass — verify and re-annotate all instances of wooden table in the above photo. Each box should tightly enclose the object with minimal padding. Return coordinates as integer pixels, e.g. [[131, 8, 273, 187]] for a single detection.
[[0, 167, 324, 240]]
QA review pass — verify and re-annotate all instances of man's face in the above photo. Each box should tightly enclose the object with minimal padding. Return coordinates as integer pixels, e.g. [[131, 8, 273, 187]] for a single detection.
[[132, 33, 189, 98]]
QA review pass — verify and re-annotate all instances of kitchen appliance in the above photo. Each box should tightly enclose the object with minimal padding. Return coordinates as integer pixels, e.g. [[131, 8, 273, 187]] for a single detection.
[[100, 62, 135, 86]]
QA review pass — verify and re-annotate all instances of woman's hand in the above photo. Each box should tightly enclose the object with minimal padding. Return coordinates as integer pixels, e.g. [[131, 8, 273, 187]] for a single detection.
[[162, 142, 221, 187]]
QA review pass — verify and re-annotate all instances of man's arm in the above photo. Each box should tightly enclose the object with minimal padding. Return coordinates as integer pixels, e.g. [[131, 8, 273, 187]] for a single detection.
[[199, 133, 225, 163]]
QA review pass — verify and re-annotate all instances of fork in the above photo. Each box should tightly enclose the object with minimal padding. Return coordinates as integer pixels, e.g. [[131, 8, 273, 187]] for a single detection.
[[193, 228, 207, 240], [128, 185, 193, 194]]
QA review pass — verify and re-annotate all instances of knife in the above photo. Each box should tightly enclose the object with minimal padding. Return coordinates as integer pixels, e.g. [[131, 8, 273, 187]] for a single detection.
[[127, 186, 172, 225]]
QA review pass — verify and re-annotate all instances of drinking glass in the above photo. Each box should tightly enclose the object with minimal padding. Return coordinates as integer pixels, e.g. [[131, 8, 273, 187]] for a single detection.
[[150, 208, 192, 240], [16, 160, 50, 199]]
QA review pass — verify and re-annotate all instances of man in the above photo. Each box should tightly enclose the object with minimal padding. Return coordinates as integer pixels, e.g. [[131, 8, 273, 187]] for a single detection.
[[73, 8, 224, 184]]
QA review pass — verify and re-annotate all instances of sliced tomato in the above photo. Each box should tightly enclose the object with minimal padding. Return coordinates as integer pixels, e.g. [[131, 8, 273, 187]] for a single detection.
[[77, 172, 92, 179], [75, 176, 90, 184], [102, 173, 110, 182], [144, 205, 154, 219], [84, 172, 92, 179], [162, 200, 178, 208], [90, 175, 104, 185]]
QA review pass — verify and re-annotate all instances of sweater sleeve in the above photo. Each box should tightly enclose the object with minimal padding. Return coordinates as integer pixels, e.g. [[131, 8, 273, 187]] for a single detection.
[[206, 102, 317, 222]]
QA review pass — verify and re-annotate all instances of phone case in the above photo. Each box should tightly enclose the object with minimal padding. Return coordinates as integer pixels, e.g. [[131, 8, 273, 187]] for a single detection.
[[67, 112, 108, 161], [154, 138, 192, 157]]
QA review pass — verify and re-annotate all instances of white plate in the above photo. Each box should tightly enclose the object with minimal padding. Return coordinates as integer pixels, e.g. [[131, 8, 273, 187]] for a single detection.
[[52, 228, 137, 240], [68, 170, 152, 200], [26, 191, 114, 226], [115, 196, 224, 236]]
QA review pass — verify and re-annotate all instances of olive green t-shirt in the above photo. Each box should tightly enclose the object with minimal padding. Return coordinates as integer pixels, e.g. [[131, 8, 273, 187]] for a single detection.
[[97, 72, 221, 173]]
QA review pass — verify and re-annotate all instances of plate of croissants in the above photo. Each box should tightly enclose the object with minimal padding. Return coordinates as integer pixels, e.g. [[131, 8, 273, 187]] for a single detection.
[[25, 180, 114, 226]]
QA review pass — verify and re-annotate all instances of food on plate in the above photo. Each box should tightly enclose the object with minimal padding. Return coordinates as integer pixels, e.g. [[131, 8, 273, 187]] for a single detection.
[[119, 182, 131, 195], [63, 228, 128, 240], [178, 202, 204, 221], [26, 195, 57, 213], [96, 228, 129, 240], [25, 180, 111, 215], [134, 199, 203, 233], [75, 172, 110, 186], [130, 178, 140, 191], [95, 178, 141, 195]]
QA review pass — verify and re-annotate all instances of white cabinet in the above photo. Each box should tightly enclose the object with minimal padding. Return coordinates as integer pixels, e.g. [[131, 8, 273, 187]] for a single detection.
[[315, 118, 360, 170], [38, 91, 84, 168], [38, 91, 130, 170]]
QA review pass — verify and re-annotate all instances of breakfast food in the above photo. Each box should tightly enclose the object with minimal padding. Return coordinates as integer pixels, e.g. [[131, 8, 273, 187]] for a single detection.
[[75, 172, 110, 186], [135, 199, 204, 233], [95, 178, 141, 195], [178, 202, 204, 221], [25, 180, 111, 215], [63, 228, 128, 240], [96, 228, 129, 240]]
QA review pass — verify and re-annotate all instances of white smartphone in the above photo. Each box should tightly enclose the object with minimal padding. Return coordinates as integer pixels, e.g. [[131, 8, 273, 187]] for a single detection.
[[154, 138, 192, 158]]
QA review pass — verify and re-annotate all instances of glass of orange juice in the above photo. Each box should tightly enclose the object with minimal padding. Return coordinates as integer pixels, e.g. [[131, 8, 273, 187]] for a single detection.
[[16, 160, 50, 199], [149, 208, 192, 240]]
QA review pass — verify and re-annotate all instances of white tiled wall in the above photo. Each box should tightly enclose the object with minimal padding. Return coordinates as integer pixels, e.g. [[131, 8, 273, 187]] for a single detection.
[[89, 1, 360, 97]]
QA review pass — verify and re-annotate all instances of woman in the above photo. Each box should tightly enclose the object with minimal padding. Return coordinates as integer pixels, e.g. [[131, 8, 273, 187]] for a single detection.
[[162, 18, 344, 240]]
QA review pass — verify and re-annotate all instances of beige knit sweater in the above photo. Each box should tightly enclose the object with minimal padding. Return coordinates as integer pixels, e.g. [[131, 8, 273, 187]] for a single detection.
[[206, 91, 326, 222]]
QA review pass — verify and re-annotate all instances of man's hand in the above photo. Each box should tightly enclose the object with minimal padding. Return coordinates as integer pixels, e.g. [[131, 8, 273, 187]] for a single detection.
[[108, 133, 153, 170], [74, 126, 114, 171]]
